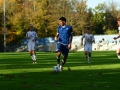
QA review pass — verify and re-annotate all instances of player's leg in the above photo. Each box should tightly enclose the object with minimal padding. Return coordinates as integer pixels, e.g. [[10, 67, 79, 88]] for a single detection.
[[60, 44, 69, 70], [86, 51, 90, 63], [56, 43, 62, 67], [28, 43, 34, 61], [84, 50, 88, 59], [88, 45, 92, 57], [61, 56, 67, 67], [32, 50, 37, 64], [57, 52, 61, 66], [89, 52, 91, 58], [88, 46, 92, 63], [30, 50, 34, 61], [32, 43, 37, 64], [84, 45, 91, 63], [84, 45, 89, 59], [116, 46, 120, 59]]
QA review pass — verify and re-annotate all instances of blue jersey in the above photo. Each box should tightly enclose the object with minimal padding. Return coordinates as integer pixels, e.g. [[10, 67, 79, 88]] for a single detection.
[[57, 25, 73, 45]]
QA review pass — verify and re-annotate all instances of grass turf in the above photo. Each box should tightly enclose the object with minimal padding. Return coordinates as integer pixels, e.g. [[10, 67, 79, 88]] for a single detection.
[[0, 51, 120, 90]]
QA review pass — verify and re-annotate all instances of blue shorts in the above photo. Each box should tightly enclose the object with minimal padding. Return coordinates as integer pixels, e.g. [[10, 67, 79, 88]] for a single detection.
[[56, 43, 69, 57]]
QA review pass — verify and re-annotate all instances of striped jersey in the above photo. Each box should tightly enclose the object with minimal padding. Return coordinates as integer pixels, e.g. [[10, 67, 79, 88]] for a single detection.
[[81, 33, 95, 45], [26, 31, 38, 43]]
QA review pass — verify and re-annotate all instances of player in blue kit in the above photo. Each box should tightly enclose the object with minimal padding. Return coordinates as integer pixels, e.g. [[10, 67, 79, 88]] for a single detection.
[[54, 17, 73, 71]]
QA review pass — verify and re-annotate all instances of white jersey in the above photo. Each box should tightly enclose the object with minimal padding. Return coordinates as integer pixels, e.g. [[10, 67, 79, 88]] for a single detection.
[[118, 27, 120, 34], [117, 27, 120, 49], [82, 33, 95, 46], [26, 31, 38, 43]]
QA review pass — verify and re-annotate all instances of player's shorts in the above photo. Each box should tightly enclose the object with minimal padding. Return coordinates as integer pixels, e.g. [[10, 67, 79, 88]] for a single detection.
[[56, 43, 69, 57], [84, 45, 92, 52], [117, 44, 120, 49], [28, 42, 36, 51]]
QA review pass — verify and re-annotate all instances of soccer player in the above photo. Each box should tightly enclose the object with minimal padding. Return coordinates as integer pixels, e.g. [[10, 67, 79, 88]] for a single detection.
[[54, 17, 73, 71], [113, 17, 120, 59], [26, 25, 38, 64], [81, 27, 95, 63]]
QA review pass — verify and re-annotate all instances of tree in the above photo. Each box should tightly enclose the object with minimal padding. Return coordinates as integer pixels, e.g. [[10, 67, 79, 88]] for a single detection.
[[90, 1, 120, 34], [0, 0, 120, 47], [71, 0, 87, 35]]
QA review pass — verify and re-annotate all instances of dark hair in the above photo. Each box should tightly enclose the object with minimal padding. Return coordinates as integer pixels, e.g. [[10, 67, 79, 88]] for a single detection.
[[86, 27, 91, 30], [117, 17, 120, 21], [59, 17, 66, 22], [30, 25, 34, 28]]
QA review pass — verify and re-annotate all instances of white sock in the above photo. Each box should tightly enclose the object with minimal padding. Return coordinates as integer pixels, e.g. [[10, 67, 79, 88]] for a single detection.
[[118, 55, 120, 59], [31, 56, 34, 61], [33, 54, 36, 61]]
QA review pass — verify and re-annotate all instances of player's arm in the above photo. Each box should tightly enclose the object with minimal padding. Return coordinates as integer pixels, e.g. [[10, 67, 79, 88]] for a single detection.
[[68, 27, 73, 49], [32, 32, 38, 41], [113, 30, 120, 40], [69, 34, 73, 44], [32, 36, 38, 41], [54, 33, 59, 41], [113, 34, 120, 40], [92, 39, 95, 43], [68, 33, 73, 50], [35, 32, 38, 40], [25, 32, 30, 39], [88, 39, 95, 43], [25, 37, 30, 39], [54, 27, 59, 41], [81, 37, 83, 45], [90, 35, 95, 43], [81, 34, 85, 46], [69, 27, 73, 44], [90, 38, 95, 43]]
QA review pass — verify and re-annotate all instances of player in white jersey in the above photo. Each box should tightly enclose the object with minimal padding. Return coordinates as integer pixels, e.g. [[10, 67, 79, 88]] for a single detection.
[[26, 25, 38, 64], [81, 27, 95, 63], [113, 17, 120, 59]]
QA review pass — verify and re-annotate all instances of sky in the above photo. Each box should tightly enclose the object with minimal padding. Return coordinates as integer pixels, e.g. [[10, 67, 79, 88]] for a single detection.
[[87, 0, 120, 8]]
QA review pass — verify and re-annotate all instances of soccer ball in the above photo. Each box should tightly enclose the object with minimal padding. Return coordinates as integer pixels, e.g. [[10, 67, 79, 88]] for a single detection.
[[53, 66, 60, 72]]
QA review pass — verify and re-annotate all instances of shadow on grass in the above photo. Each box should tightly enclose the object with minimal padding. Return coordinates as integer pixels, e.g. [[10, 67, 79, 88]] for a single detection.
[[0, 68, 120, 90], [0, 51, 120, 69], [0, 51, 120, 90]]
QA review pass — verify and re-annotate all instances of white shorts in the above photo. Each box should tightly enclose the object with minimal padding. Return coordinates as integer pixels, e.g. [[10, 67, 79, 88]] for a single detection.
[[84, 45, 92, 52], [117, 44, 120, 49], [28, 43, 36, 51]]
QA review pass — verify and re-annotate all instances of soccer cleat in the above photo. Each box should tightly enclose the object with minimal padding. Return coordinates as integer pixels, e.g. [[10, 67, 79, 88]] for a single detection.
[[34, 62, 37, 64], [33, 61, 37, 64], [34, 60, 37, 64]]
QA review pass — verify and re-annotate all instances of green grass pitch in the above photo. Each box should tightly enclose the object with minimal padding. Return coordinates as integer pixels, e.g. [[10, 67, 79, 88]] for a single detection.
[[0, 51, 120, 90]]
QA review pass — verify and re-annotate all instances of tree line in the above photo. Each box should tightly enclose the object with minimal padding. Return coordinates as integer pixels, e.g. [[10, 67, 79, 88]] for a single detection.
[[0, 0, 120, 45]]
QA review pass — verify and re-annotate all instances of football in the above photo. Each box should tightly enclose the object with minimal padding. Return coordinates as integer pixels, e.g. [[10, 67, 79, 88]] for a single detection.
[[53, 66, 60, 72]]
